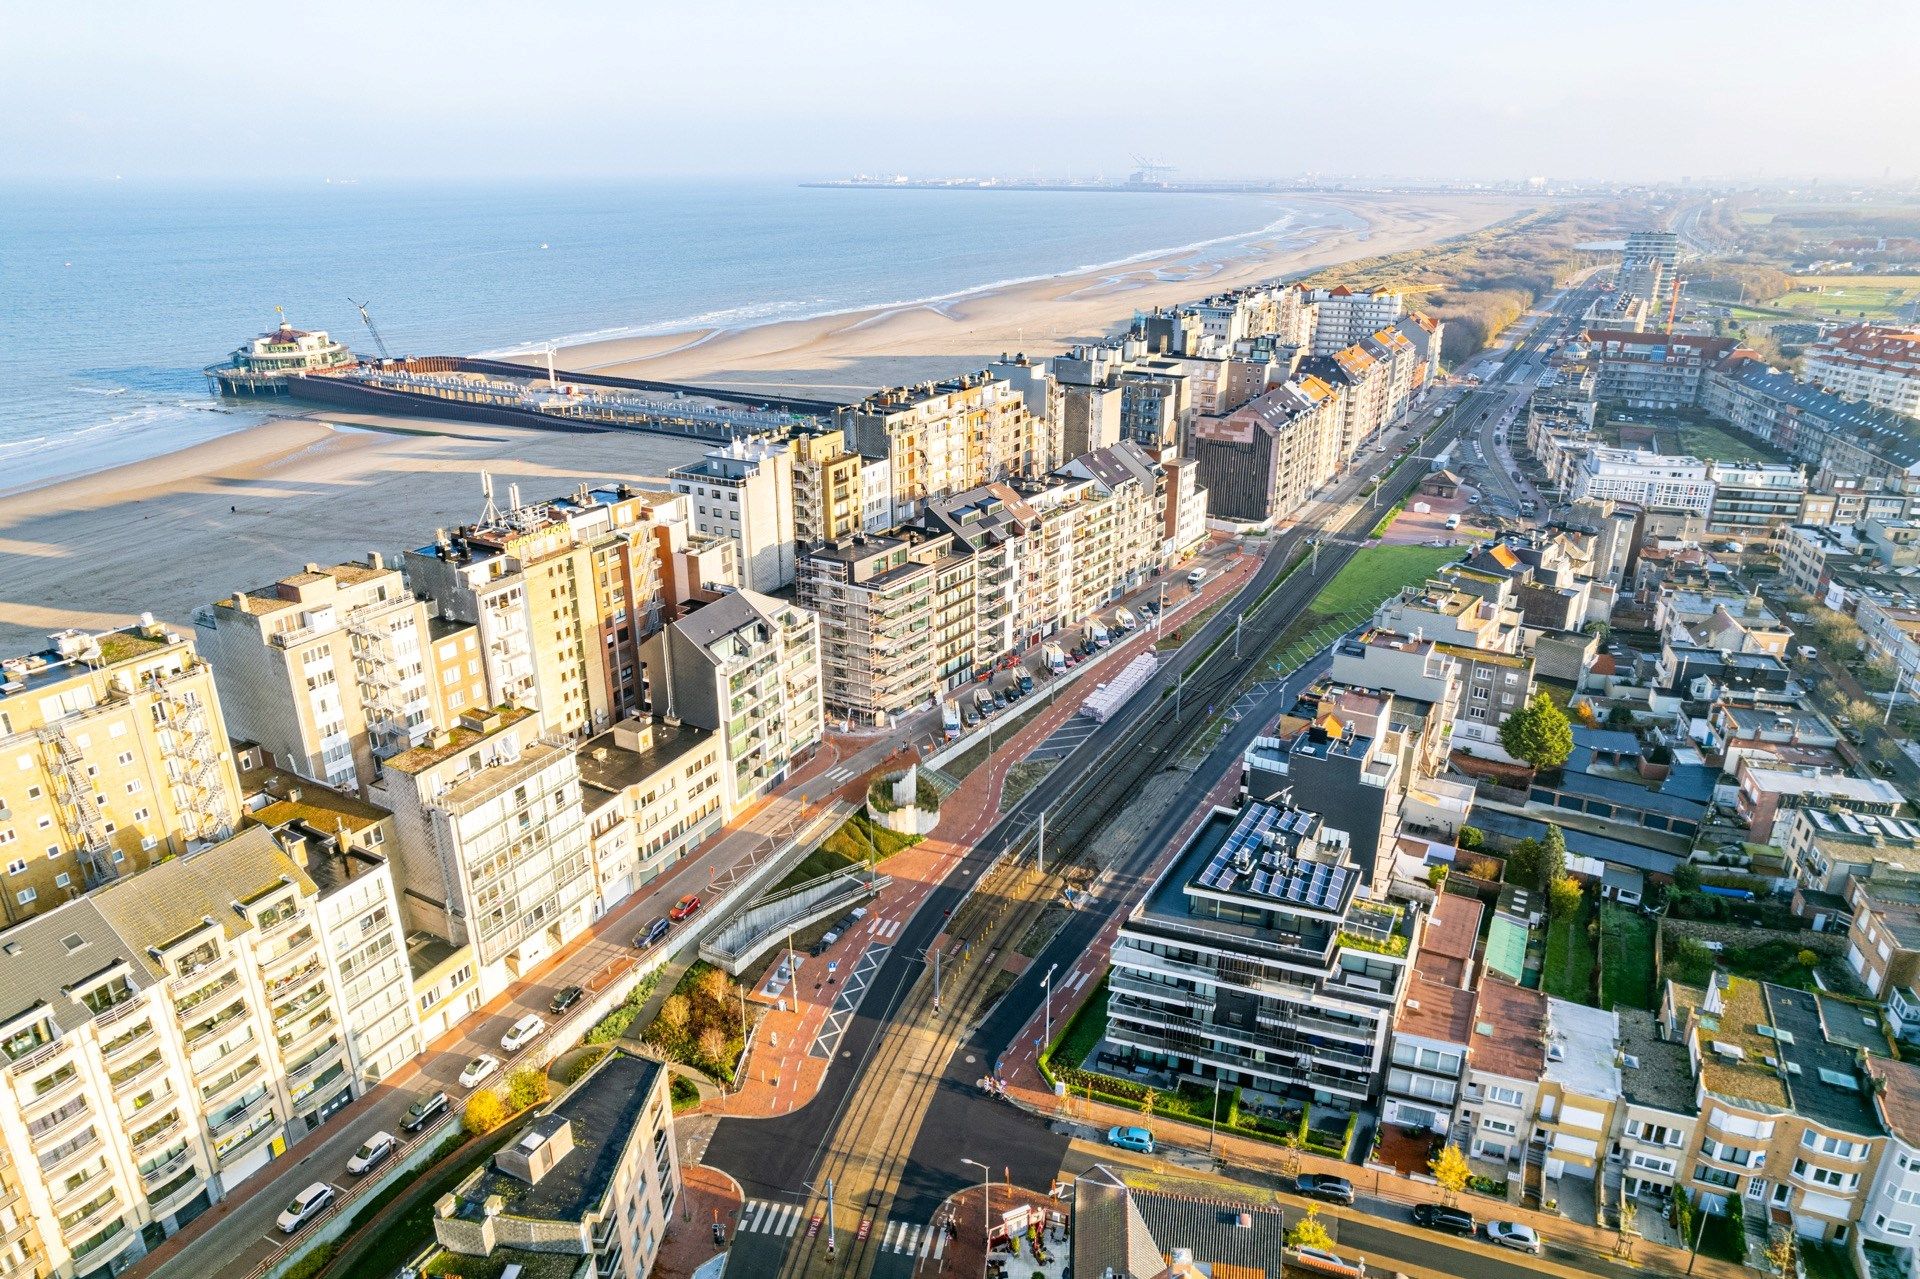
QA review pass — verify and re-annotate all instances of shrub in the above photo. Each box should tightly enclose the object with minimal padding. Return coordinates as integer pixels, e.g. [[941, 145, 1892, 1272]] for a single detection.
[[463, 1089, 508, 1135], [1456, 825, 1484, 851], [280, 1244, 339, 1279], [506, 1065, 550, 1111], [562, 1047, 611, 1085]]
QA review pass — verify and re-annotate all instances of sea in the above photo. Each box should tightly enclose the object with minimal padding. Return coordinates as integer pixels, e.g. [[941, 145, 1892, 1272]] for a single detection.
[[0, 180, 1340, 494]]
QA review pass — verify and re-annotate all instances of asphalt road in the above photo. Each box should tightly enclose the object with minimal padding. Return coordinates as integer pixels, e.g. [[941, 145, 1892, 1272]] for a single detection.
[[711, 402, 1465, 1274]]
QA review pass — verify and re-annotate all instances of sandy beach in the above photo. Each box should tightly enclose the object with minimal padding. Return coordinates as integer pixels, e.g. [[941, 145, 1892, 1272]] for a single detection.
[[0, 189, 1534, 648]]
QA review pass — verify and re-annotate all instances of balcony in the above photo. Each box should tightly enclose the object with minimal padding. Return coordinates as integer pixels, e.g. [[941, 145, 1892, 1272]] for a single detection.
[[207, 1089, 274, 1140], [130, 1111, 186, 1158], [264, 957, 325, 1001], [285, 1037, 343, 1085], [260, 927, 320, 974], [197, 1056, 266, 1110], [49, 1168, 112, 1217], [137, 1143, 196, 1191], [275, 1014, 337, 1059], [108, 1051, 168, 1097], [183, 998, 249, 1048], [24, 1099, 91, 1151], [270, 979, 331, 1028], [146, 1166, 205, 1220], [171, 965, 240, 1016], [100, 1019, 158, 1063], [37, 1130, 103, 1183]]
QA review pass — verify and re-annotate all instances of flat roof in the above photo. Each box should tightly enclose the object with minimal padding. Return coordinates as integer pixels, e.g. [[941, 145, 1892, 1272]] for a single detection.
[[1617, 1007, 1698, 1115], [576, 719, 713, 796]]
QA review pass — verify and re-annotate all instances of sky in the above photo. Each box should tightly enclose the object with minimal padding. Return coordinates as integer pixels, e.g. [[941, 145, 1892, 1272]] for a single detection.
[[6, 0, 1917, 185]]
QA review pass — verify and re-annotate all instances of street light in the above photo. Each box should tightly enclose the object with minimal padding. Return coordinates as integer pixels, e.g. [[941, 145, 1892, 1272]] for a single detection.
[[961, 1157, 992, 1264], [1043, 963, 1058, 1053]]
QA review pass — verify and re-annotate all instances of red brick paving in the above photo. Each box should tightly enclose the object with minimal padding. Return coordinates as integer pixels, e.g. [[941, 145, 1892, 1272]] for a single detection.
[[653, 1164, 744, 1279]]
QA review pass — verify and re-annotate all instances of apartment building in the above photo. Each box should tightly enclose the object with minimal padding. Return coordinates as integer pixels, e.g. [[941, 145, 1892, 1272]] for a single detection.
[[0, 825, 414, 1276], [405, 504, 611, 740], [1374, 580, 1520, 654], [371, 707, 594, 1002], [1571, 448, 1715, 515], [576, 717, 724, 912], [1305, 285, 1406, 355], [0, 623, 241, 917], [1383, 896, 1482, 1134], [1803, 324, 1920, 419], [1733, 758, 1903, 843], [1844, 874, 1920, 1000], [1435, 643, 1534, 760], [922, 485, 1031, 661], [1779, 525, 1869, 600], [424, 618, 492, 729], [1301, 338, 1398, 457], [790, 427, 866, 545], [1586, 331, 1738, 409], [1861, 1056, 1920, 1245], [837, 371, 1045, 520], [1664, 976, 1884, 1239], [199, 556, 435, 790], [1614, 1008, 1701, 1211], [1776, 806, 1920, 895], [1706, 461, 1806, 544], [429, 1049, 679, 1279], [669, 437, 798, 594], [1702, 357, 1920, 487], [1186, 375, 1342, 526], [1460, 979, 1549, 1169], [1242, 707, 1405, 886], [1105, 798, 1415, 1110], [640, 591, 823, 812], [1047, 444, 1167, 620], [795, 533, 939, 725]]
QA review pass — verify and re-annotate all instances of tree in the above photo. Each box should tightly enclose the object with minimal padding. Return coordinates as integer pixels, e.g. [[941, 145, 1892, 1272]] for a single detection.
[[696, 1026, 728, 1064], [1796, 949, 1819, 970], [463, 1088, 508, 1135], [1429, 1143, 1470, 1205], [1506, 838, 1546, 889], [1605, 704, 1635, 730], [1673, 862, 1702, 894], [1140, 1087, 1159, 1118], [1500, 690, 1574, 771], [1456, 826, 1484, 852], [1540, 825, 1568, 886], [1426, 863, 1449, 888], [1548, 874, 1583, 922], [1287, 1206, 1334, 1252], [507, 1065, 550, 1112], [696, 965, 732, 1012], [657, 994, 691, 1037]]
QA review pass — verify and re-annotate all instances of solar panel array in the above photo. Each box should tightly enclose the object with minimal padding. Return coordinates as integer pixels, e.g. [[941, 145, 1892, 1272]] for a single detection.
[[1195, 803, 1349, 909]]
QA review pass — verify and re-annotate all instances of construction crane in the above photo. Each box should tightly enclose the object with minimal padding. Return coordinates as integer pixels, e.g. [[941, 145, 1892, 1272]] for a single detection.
[[1664, 275, 1688, 334], [1129, 155, 1176, 187], [349, 298, 392, 360]]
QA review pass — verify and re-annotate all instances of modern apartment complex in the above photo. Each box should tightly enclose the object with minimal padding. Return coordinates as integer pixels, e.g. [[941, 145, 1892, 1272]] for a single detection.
[[836, 372, 1048, 521], [0, 623, 241, 919], [1571, 447, 1715, 515], [371, 706, 594, 1002], [429, 1049, 679, 1279]]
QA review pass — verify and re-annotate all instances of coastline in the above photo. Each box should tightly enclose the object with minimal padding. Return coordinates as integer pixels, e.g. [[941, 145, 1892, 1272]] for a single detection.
[[0, 189, 1536, 647]]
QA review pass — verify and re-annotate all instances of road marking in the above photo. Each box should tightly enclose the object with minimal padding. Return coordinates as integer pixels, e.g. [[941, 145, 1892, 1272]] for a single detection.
[[809, 943, 890, 1059], [820, 765, 855, 784], [740, 1199, 802, 1235]]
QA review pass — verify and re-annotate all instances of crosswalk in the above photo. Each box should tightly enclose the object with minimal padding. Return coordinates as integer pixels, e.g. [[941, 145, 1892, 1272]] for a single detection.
[[738, 1198, 804, 1236], [818, 764, 857, 785], [880, 1219, 949, 1258], [866, 915, 901, 941]]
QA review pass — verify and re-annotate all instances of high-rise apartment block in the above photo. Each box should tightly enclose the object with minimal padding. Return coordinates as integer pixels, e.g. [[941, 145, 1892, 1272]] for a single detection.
[[641, 591, 823, 811], [199, 556, 435, 790], [1802, 323, 1920, 419], [670, 437, 798, 594], [0, 623, 241, 918], [1304, 285, 1407, 355], [371, 706, 594, 1002], [837, 372, 1048, 521], [790, 427, 867, 545]]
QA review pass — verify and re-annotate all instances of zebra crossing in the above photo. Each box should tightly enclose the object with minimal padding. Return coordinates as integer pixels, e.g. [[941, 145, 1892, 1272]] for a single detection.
[[879, 1219, 949, 1258], [738, 1198, 804, 1237], [818, 763, 858, 786], [865, 915, 901, 941]]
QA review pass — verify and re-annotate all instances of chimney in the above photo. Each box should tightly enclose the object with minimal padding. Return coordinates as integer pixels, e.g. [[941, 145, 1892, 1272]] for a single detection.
[[368, 551, 384, 570]]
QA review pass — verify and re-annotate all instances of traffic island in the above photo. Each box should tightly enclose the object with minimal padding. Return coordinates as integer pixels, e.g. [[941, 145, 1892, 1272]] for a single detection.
[[868, 763, 942, 836]]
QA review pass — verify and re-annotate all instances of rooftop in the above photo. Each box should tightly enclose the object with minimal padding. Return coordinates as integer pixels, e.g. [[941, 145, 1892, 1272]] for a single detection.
[[1617, 1007, 1698, 1116], [1399, 977, 1477, 1046], [1675, 977, 1883, 1134], [1, 623, 190, 701], [575, 718, 713, 797], [1470, 978, 1549, 1081], [384, 706, 536, 775], [1544, 999, 1621, 1102], [1867, 1054, 1920, 1147], [457, 1050, 663, 1225]]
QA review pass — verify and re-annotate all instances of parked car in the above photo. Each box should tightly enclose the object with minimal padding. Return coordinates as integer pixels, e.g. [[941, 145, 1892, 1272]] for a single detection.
[[501, 1014, 545, 1052], [277, 1182, 334, 1233], [635, 916, 672, 950], [459, 1054, 500, 1088], [1294, 1174, 1355, 1205], [670, 894, 702, 922], [402, 1090, 448, 1132], [549, 985, 584, 1015], [347, 1131, 397, 1175], [1106, 1125, 1154, 1154], [1486, 1221, 1542, 1254], [1411, 1203, 1475, 1236], [1018, 674, 1034, 693]]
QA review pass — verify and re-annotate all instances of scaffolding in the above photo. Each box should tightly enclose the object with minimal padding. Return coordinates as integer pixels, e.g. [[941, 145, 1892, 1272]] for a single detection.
[[153, 677, 230, 848]]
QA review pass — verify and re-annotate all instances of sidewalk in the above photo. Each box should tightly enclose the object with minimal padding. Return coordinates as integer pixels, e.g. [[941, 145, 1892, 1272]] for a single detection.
[[652, 1164, 744, 1279], [697, 539, 1266, 1122]]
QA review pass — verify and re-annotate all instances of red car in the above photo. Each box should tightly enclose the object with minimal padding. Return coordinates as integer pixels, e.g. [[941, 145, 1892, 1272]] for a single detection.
[[670, 894, 701, 922]]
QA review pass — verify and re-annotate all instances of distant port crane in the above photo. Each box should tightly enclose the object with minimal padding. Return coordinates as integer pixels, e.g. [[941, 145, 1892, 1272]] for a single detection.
[[1129, 155, 1176, 186], [348, 298, 392, 360]]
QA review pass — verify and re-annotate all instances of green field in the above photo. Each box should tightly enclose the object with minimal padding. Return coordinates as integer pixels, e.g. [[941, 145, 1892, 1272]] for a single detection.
[[1296, 544, 1462, 626], [1764, 275, 1920, 321], [1668, 420, 1787, 464], [1599, 903, 1656, 1011]]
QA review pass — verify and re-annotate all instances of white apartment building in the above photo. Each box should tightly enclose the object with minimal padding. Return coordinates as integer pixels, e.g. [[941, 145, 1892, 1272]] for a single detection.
[[641, 591, 824, 813], [0, 826, 411, 1277], [669, 437, 798, 594], [199, 556, 436, 790], [838, 372, 1047, 519], [576, 717, 725, 912], [1304, 285, 1406, 356], [372, 707, 595, 1002], [1571, 447, 1715, 515], [1803, 324, 1920, 419]]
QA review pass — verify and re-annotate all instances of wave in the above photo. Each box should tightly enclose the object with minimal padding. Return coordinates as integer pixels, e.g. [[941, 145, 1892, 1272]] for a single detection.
[[479, 208, 1302, 356]]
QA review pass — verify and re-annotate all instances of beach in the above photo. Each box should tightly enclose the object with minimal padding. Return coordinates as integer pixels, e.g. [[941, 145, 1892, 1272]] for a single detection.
[[0, 189, 1534, 648]]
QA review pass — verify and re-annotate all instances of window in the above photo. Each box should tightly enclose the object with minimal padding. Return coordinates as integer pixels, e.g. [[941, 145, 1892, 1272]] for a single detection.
[[1802, 1131, 1868, 1161], [4, 859, 23, 876], [16, 888, 35, 906], [1792, 1159, 1858, 1190], [1482, 1117, 1518, 1136]]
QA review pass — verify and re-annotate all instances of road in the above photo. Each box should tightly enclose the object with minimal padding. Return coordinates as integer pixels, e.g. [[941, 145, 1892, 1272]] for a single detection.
[[710, 279, 1614, 1279]]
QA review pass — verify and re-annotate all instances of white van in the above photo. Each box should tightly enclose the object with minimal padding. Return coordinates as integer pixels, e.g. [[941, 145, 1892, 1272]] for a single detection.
[[1187, 567, 1207, 588], [1444, 514, 1461, 530]]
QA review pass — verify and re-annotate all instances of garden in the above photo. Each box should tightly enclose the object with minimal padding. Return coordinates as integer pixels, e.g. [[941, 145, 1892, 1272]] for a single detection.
[[641, 961, 756, 1084]]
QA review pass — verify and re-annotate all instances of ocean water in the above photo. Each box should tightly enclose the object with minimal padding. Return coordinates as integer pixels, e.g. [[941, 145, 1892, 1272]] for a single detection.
[[0, 181, 1333, 492]]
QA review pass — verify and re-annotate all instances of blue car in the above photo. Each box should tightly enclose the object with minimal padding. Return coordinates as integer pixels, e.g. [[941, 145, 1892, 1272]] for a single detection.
[[1107, 1125, 1154, 1153]]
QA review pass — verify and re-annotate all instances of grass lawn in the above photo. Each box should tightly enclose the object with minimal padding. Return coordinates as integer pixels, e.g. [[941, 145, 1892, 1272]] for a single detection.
[[1765, 276, 1920, 321], [1543, 901, 1597, 1004], [1669, 420, 1789, 465], [1599, 903, 1656, 1011], [337, 1124, 523, 1279], [1299, 544, 1462, 625], [768, 843, 862, 894], [1698, 1211, 1748, 1264], [1046, 977, 1108, 1073]]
